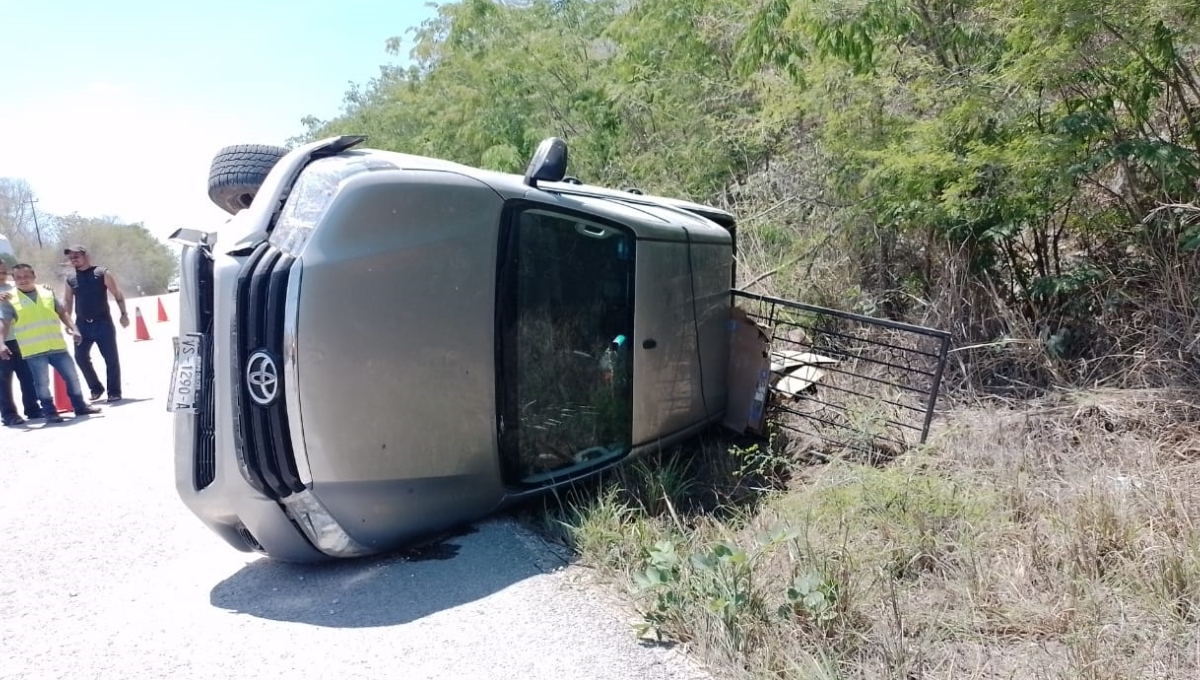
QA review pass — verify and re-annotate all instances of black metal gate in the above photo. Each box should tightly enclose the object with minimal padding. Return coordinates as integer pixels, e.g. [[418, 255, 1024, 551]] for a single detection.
[[731, 290, 951, 459]]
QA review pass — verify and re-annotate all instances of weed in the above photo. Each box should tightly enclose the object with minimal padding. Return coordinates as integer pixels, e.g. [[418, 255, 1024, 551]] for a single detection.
[[1156, 540, 1200, 624], [619, 453, 698, 518], [550, 486, 654, 574]]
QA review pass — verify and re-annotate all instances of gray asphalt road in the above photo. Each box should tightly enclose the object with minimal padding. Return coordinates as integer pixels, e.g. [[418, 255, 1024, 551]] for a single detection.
[[0, 294, 712, 680]]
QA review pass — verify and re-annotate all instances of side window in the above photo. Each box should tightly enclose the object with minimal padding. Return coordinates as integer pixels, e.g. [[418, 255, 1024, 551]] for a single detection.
[[497, 207, 636, 487]]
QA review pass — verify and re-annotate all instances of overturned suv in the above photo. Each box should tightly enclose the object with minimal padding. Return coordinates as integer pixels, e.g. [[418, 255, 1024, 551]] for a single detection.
[[169, 135, 739, 562]]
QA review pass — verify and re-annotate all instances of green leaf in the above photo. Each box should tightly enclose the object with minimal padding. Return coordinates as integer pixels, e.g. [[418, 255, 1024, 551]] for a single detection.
[[804, 590, 829, 610]]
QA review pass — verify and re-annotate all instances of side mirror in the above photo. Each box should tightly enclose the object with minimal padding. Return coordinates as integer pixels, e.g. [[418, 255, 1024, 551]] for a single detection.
[[169, 227, 216, 249], [523, 137, 569, 188]]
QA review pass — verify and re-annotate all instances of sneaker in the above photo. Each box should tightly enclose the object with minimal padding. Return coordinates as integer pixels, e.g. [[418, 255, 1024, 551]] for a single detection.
[[45, 413, 64, 424], [75, 406, 102, 416], [2, 416, 24, 427], [90, 390, 104, 401], [106, 396, 122, 404]]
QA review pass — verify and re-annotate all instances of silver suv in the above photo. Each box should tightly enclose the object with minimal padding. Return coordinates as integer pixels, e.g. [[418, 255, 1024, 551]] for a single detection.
[[169, 135, 737, 562]]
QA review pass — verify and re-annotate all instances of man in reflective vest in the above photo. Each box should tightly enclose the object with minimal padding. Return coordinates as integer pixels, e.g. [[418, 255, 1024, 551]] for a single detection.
[[0, 260, 45, 426], [1, 264, 102, 423]]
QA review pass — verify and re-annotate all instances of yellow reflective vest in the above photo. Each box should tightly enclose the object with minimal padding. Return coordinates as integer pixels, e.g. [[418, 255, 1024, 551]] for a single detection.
[[10, 286, 68, 358]]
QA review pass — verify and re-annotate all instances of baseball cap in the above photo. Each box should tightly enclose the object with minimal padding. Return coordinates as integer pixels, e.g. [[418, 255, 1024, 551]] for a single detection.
[[63, 245, 88, 255]]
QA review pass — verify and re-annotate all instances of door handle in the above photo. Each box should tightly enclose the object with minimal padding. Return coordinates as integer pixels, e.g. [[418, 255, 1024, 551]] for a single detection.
[[642, 339, 657, 350]]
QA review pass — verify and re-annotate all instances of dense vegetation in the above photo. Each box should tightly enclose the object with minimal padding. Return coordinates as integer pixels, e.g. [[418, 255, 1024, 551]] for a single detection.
[[296, 1, 1200, 678], [298, 0, 1200, 395], [0, 178, 178, 295]]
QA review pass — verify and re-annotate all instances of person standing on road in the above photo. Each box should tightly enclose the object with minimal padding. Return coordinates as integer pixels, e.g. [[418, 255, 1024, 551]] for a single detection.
[[0, 261, 45, 426], [4, 264, 102, 423], [62, 245, 128, 404]]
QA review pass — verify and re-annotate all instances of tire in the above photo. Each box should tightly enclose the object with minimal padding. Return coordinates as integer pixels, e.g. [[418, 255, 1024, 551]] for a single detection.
[[207, 144, 290, 215]]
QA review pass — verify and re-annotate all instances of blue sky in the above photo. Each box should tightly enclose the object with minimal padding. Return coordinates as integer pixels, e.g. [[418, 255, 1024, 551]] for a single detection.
[[0, 0, 439, 243]]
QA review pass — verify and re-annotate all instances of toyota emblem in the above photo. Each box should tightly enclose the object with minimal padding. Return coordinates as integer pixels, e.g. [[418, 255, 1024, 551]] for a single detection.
[[246, 350, 280, 407]]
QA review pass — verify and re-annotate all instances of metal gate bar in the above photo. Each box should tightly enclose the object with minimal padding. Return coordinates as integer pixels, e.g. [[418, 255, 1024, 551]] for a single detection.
[[732, 290, 952, 452]]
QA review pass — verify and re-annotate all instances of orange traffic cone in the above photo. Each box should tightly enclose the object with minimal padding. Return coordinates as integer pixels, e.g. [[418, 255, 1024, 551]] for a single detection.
[[134, 307, 152, 341], [157, 297, 169, 323], [53, 371, 72, 413]]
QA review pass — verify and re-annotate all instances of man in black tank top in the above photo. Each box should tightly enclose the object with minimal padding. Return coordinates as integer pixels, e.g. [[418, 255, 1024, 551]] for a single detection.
[[62, 245, 129, 403]]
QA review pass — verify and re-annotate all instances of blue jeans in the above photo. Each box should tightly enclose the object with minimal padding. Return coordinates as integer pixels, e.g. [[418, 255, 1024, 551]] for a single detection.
[[1, 339, 43, 421], [25, 350, 90, 415]]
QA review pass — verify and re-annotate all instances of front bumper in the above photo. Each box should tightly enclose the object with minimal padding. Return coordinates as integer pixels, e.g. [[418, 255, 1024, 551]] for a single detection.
[[172, 243, 369, 562]]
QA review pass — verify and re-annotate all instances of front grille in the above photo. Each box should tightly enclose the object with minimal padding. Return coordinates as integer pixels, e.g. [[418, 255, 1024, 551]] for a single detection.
[[193, 251, 217, 490], [231, 243, 304, 500], [236, 525, 265, 552]]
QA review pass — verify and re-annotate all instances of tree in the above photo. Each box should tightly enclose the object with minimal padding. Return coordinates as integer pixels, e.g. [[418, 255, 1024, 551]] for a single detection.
[[0, 177, 177, 293], [56, 215, 178, 295], [0, 178, 56, 253], [293, 0, 1200, 389]]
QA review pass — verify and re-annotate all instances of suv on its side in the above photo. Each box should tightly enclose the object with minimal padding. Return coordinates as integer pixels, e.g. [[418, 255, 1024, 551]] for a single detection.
[[169, 135, 738, 562]]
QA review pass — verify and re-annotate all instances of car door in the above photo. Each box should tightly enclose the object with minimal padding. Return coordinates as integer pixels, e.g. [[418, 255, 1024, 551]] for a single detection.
[[628, 227, 732, 448]]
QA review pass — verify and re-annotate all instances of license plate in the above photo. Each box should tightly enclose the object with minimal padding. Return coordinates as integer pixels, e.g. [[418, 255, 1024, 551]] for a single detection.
[[167, 333, 204, 413]]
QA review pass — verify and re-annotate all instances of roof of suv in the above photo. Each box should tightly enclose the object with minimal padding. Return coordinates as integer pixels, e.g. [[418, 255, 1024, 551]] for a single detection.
[[341, 148, 737, 229]]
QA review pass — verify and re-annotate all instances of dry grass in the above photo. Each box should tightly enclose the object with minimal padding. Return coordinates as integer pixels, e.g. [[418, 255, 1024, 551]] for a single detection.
[[540, 387, 1200, 679]]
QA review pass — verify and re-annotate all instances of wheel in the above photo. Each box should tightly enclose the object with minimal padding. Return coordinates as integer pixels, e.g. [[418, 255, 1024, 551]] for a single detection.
[[207, 144, 290, 215]]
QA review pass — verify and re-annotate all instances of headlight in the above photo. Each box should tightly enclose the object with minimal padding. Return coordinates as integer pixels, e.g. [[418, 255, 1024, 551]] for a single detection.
[[280, 489, 374, 557], [269, 155, 382, 255]]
